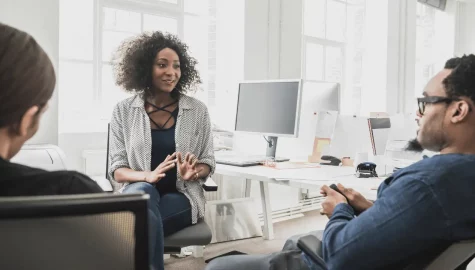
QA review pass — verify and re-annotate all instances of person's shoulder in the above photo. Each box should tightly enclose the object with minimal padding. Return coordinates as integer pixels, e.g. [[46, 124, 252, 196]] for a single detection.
[[39, 170, 86, 182], [388, 157, 443, 187], [114, 95, 141, 111], [428, 154, 475, 174], [111, 95, 142, 122], [412, 154, 475, 170], [402, 154, 475, 183], [1, 160, 47, 175], [46, 170, 103, 193]]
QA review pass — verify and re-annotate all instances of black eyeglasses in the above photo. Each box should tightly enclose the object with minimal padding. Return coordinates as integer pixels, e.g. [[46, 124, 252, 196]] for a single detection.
[[417, 96, 459, 115]]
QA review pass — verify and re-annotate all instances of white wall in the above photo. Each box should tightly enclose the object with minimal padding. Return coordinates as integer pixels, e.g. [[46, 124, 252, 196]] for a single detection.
[[0, 0, 60, 145], [435, 0, 457, 64], [389, 0, 457, 114], [58, 132, 108, 173], [279, 0, 303, 79], [360, 0, 389, 115], [385, 0, 416, 114], [455, 1, 475, 55], [211, 0, 245, 131], [0, 0, 104, 172], [244, 0, 270, 80], [223, 0, 302, 213]]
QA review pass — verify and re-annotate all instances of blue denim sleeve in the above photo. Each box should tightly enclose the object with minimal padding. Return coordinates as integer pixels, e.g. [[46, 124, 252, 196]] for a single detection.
[[322, 177, 448, 269]]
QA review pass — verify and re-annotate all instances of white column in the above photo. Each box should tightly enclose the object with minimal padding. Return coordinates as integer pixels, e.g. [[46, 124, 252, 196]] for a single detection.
[[455, 2, 475, 55], [0, 0, 60, 145], [279, 0, 303, 79], [385, 0, 416, 115]]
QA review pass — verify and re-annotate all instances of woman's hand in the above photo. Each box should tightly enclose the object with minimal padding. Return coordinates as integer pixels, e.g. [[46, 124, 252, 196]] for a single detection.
[[177, 152, 200, 181], [145, 153, 177, 184]]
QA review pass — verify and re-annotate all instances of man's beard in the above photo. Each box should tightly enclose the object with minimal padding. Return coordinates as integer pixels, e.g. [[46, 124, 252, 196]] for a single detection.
[[405, 138, 424, 152]]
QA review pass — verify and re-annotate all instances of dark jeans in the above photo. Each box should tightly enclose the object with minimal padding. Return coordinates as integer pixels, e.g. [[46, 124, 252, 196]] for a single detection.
[[123, 182, 192, 270]]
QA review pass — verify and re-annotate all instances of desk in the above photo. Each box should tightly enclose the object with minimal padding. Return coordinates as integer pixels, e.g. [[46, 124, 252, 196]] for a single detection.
[[215, 164, 384, 240]]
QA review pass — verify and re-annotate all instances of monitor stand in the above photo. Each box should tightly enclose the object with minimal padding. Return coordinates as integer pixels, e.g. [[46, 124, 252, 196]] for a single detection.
[[264, 136, 289, 162], [265, 136, 278, 159]]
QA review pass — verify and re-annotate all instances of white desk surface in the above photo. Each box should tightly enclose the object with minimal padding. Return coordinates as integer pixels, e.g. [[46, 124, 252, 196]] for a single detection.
[[215, 164, 383, 200]]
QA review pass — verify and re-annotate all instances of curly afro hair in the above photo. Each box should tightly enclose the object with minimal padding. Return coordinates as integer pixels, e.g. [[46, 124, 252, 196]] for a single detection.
[[112, 31, 201, 98], [443, 54, 475, 104]]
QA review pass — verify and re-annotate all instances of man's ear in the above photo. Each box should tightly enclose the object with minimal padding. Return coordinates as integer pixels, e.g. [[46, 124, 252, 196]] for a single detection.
[[18, 106, 40, 137], [451, 101, 470, 124]]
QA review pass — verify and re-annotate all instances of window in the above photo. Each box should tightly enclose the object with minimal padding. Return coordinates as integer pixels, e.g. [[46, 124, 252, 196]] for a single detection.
[[415, 3, 437, 99], [303, 0, 367, 115], [59, 0, 240, 133], [415, 2, 453, 99]]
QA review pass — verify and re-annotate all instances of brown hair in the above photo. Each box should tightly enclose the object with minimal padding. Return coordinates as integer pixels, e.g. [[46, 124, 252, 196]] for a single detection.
[[0, 23, 56, 129]]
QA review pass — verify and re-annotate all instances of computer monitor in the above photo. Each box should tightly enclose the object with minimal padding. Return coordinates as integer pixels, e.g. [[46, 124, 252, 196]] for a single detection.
[[234, 79, 303, 158], [305, 82, 340, 113]]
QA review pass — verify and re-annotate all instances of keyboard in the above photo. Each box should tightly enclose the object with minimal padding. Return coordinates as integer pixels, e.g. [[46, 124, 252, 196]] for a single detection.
[[215, 152, 290, 167]]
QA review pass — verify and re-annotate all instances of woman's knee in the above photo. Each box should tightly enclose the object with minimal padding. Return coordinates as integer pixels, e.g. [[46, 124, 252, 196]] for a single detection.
[[123, 182, 157, 196], [124, 182, 161, 213]]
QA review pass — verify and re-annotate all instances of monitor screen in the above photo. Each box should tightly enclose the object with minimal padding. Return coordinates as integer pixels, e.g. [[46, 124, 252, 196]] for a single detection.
[[235, 80, 301, 137]]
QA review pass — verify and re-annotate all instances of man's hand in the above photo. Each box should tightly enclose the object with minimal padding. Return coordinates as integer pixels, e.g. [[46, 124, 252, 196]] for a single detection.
[[336, 183, 374, 212], [177, 152, 199, 181], [320, 185, 348, 218], [145, 153, 177, 184]]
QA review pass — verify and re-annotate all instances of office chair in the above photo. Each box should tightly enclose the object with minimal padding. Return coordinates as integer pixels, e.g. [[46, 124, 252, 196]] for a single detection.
[[0, 193, 149, 270], [297, 234, 475, 270], [106, 123, 217, 256]]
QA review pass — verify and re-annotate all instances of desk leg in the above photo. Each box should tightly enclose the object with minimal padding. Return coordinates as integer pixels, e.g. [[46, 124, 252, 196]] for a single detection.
[[260, 182, 274, 240], [244, 178, 252, 197]]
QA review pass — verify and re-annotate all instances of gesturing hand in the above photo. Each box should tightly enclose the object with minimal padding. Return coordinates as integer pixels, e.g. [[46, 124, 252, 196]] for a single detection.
[[145, 152, 177, 184], [177, 152, 199, 181]]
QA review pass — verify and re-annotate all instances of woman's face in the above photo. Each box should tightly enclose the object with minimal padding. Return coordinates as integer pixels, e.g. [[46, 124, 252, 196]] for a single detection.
[[151, 47, 181, 93]]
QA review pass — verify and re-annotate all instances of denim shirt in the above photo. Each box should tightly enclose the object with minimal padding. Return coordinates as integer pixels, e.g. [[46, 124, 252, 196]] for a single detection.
[[304, 154, 475, 270]]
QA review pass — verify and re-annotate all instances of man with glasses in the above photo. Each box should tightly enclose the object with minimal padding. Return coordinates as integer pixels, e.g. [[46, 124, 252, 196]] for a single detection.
[[206, 55, 475, 270]]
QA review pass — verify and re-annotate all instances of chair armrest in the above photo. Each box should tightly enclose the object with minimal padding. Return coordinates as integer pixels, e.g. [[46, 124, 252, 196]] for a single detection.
[[202, 177, 218, 192], [297, 235, 328, 270]]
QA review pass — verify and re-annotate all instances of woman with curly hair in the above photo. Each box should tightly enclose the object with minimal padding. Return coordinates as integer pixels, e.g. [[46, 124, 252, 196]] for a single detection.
[[108, 31, 215, 270]]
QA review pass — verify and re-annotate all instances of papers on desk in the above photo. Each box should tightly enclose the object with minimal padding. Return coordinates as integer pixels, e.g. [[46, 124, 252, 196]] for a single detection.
[[264, 162, 321, 170]]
